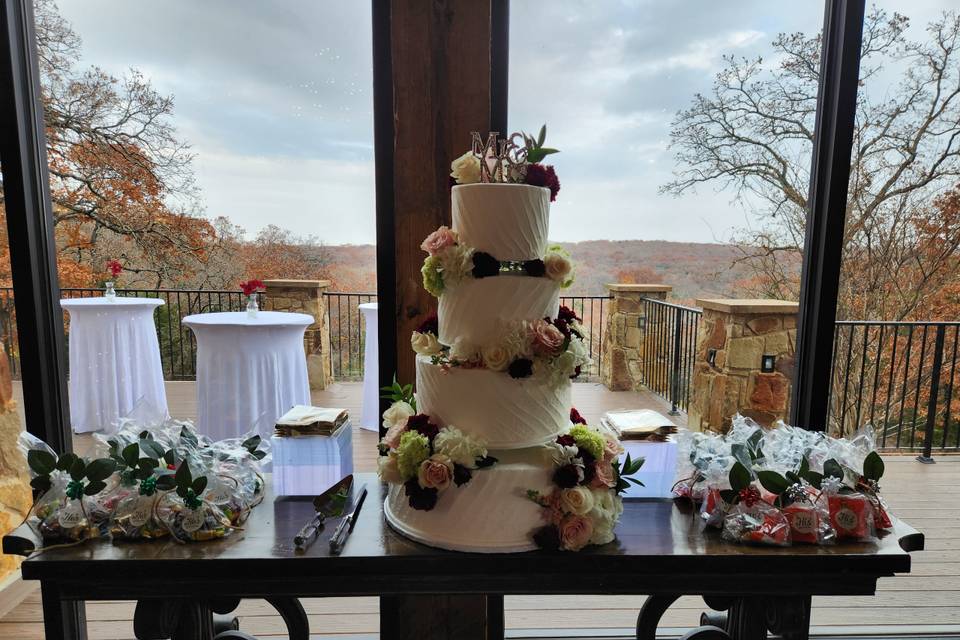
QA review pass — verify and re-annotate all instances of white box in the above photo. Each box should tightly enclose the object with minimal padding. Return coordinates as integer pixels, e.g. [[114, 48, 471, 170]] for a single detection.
[[619, 438, 677, 499], [270, 421, 353, 496]]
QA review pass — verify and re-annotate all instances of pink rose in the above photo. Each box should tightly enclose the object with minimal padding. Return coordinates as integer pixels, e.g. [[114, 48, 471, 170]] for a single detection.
[[383, 423, 407, 450], [417, 454, 454, 491], [558, 513, 594, 551], [602, 436, 624, 463], [420, 226, 458, 256], [591, 461, 616, 489], [531, 320, 565, 355]]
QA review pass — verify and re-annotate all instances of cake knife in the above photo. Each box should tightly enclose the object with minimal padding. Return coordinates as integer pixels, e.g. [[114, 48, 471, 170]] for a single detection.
[[329, 484, 368, 555], [293, 474, 353, 550]]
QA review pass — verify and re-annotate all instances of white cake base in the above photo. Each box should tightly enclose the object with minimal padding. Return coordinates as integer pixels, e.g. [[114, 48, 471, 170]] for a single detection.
[[383, 448, 554, 553], [416, 355, 570, 449]]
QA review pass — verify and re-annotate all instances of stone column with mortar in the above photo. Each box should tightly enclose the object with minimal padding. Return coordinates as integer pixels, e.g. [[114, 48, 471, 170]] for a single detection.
[[262, 279, 332, 390], [599, 284, 672, 391], [688, 299, 799, 432], [0, 348, 31, 583]]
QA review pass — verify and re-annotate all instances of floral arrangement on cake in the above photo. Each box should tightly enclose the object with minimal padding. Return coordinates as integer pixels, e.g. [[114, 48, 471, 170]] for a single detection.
[[378, 378, 497, 511], [410, 305, 590, 387], [420, 225, 574, 297], [674, 415, 894, 546], [450, 125, 560, 201], [526, 408, 645, 551]]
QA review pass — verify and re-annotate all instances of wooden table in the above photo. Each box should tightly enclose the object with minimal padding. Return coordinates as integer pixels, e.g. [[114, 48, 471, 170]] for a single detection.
[[3, 473, 924, 640]]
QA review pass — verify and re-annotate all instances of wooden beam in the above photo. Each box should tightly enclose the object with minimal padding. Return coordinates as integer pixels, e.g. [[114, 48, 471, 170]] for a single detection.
[[376, 0, 497, 388]]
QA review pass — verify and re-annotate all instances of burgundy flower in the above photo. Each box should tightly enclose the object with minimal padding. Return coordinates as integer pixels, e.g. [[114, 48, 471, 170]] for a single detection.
[[553, 464, 581, 488], [557, 305, 581, 324], [532, 524, 562, 551], [416, 311, 439, 336], [581, 459, 597, 486], [556, 434, 576, 446], [551, 317, 572, 338], [405, 479, 438, 511], [524, 259, 546, 277], [453, 464, 473, 487], [571, 365, 583, 380], [406, 414, 440, 441], [525, 164, 561, 202], [472, 251, 501, 279], [569, 408, 586, 425], [508, 358, 534, 379]]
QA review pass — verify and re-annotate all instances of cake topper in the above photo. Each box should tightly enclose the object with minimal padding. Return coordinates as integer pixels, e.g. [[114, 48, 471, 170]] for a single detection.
[[470, 131, 529, 183]]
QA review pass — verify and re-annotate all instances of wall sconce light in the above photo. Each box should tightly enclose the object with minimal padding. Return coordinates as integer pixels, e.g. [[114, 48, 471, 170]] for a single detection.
[[707, 348, 717, 367], [761, 354, 776, 373], [637, 316, 646, 332]]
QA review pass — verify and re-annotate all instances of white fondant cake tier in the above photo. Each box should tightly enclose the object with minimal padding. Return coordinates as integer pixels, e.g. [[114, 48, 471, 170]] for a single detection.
[[384, 447, 553, 552], [438, 276, 560, 347], [452, 184, 550, 261], [416, 355, 570, 449]]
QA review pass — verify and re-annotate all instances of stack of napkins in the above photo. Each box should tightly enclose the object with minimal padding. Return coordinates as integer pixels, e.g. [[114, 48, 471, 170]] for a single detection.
[[602, 409, 678, 442], [274, 405, 348, 437]]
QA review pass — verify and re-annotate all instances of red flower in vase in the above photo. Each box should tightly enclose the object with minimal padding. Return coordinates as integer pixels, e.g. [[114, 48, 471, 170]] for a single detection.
[[239, 279, 265, 296], [106, 260, 123, 278]]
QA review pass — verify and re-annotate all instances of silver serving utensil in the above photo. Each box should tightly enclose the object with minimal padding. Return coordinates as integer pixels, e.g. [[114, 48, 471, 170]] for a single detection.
[[329, 484, 367, 555], [293, 474, 353, 550]]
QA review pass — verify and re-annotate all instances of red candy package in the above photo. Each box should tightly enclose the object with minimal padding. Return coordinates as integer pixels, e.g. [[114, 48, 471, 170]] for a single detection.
[[828, 493, 876, 541], [782, 502, 822, 544], [700, 487, 728, 529], [722, 501, 791, 547]]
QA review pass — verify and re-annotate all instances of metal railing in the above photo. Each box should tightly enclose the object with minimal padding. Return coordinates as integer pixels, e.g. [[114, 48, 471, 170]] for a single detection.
[[325, 292, 377, 381], [638, 298, 702, 414], [829, 321, 960, 455], [560, 295, 608, 380]]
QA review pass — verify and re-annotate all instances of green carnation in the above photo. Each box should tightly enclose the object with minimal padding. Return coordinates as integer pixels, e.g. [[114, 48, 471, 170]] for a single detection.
[[422, 256, 444, 297], [569, 425, 604, 461], [396, 431, 431, 480]]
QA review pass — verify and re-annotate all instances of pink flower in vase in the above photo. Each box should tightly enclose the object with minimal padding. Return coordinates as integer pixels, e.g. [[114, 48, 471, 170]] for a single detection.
[[240, 279, 266, 296], [106, 260, 123, 278]]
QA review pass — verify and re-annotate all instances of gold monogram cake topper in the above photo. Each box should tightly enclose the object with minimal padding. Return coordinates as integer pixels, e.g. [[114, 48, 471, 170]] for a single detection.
[[470, 131, 529, 183]]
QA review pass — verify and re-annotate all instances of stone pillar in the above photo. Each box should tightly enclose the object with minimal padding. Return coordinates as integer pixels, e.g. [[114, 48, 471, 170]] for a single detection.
[[0, 347, 31, 582], [689, 299, 799, 432], [600, 284, 672, 391], [262, 280, 332, 390]]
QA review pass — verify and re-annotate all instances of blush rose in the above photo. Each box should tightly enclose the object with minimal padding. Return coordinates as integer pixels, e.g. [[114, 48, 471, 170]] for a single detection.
[[418, 454, 454, 491], [420, 226, 458, 256], [558, 513, 594, 551], [531, 320, 565, 355]]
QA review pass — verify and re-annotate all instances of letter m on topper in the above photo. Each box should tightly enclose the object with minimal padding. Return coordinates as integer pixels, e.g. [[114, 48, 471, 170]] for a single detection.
[[471, 131, 501, 183]]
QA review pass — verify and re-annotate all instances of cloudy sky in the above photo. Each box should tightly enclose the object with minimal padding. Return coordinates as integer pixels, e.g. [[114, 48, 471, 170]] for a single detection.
[[56, 0, 946, 245]]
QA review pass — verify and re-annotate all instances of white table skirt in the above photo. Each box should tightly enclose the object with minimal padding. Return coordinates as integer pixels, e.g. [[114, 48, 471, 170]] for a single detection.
[[60, 297, 168, 434], [183, 311, 312, 440], [359, 303, 379, 431]]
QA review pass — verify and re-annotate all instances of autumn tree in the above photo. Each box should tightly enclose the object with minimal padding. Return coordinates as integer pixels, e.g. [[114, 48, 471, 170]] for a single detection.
[[663, 7, 960, 322]]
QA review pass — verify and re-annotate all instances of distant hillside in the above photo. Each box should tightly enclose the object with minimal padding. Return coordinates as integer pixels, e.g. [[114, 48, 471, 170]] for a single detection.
[[321, 239, 757, 302]]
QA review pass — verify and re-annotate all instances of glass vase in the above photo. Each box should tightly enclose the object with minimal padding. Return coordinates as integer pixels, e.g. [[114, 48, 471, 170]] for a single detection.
[[246, 294, 259, 318], [104, 281, 116, 302]]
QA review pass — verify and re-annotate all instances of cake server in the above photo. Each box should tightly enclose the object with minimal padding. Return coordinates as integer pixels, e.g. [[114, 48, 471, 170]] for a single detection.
[[329, 484, 368, 555], [293, 474, 353, 550]]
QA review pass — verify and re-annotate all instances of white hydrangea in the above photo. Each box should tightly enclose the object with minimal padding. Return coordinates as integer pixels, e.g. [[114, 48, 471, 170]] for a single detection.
[[438, 244, 474, 288], [433, 426, 488, 468]]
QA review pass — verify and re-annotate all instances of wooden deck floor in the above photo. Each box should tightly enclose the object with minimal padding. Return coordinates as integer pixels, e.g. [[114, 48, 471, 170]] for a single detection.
[[3, 383, 958, 638]]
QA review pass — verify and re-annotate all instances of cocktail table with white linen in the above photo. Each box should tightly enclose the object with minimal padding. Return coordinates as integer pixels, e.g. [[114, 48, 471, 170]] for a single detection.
[[183, 311, 312, 440], [60, 297, 168, 434]]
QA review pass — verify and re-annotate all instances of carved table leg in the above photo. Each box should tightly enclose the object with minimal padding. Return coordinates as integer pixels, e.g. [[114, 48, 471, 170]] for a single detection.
[[265, 597, 310, 640], [636, 595, 680, 640], [764, 596, 811, 640], [40, 582, 87, 640]]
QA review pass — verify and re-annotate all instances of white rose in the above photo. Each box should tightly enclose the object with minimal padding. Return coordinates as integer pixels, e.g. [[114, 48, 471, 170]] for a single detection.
[[377, 453, 403, 484], [560, 486, 595, 516], [482, 343, 512, 371], [382, 400, 414, 431], [591, 487, 617, 517], [450, 338, 480, 363], [411, 331, 443, 356], [450, 150, 482, 184], [544, 252, 572, 283], [588, 508, 616, 545], [434, 426, 488, 467]]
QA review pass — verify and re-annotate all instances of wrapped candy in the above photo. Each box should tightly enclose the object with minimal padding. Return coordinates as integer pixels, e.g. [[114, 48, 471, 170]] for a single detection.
[[109, 477, 168, 540], [722, 499, 791, 547], [827, 491, 876, 541], [157, 492, 231, 543]]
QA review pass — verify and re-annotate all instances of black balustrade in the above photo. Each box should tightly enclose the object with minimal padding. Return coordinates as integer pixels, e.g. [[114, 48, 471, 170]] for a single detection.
[[638, 298, 702, 414]]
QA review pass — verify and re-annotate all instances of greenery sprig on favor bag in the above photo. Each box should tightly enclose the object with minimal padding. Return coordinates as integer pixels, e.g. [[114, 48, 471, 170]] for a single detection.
[[27, 450, 116, 498], [173, 462, 208, 510]]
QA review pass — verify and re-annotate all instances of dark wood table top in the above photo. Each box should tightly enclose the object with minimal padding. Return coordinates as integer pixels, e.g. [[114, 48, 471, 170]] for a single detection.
[[3, 473, 924, 600]]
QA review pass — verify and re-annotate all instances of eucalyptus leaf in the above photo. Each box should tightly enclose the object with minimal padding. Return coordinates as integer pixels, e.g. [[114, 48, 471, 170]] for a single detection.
[[804, 471, 823, 490], [730, 443, 753, 472], [192, 476, 208, 495], [163, 449, 175, 466], [863, 451, 885, 481], [69, 458, 86, 482], [757, 470, 790, 495], [140, 439, 165, 459], [728, 461, 751, 492], [798, 456, 810, 477], [155, 474, 177, 491], [139, 458, 159, 470], [27, 450, 56, 476], [122, 443, 139, 467], [30, 476, 51, 493], [135, 466, 154, 481], [86, 458, 117, 482], [719, 489, 738, 504], [84, 480, 106, 496], [175, 462, 192, 489], [56, 452, 78, 472], [823, 458, 844, 482]]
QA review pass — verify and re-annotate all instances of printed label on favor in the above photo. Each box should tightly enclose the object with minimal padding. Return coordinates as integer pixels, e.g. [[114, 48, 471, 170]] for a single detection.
[[206, 480, 231, 505], [790, 511, 817, 535], [835, 507, 858, 531], [129, 497, 152, 527], [182, 508, 204, 533], [58, 503, 84, 528]]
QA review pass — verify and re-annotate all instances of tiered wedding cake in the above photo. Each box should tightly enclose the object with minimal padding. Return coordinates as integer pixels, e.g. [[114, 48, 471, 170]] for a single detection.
[[377, 130, 641, 552]]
